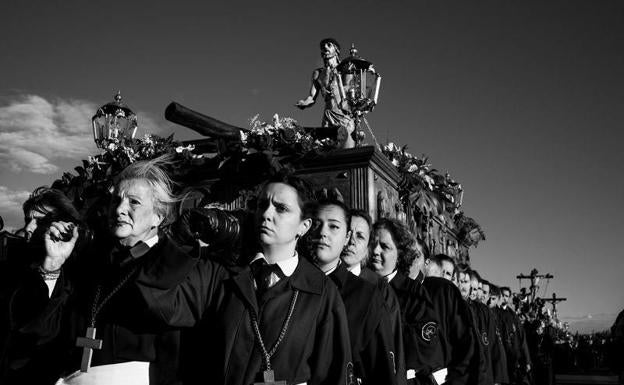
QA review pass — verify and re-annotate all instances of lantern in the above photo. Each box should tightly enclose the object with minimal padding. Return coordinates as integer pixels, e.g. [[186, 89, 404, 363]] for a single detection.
[[91, 91, 138, 148], [337, 44, 381, 116]]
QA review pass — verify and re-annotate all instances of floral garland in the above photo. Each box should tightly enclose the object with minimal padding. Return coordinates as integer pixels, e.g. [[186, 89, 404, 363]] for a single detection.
[[381, 142, 462, 206], [50, 113, 483, 244], [380, 142, 485, 245]]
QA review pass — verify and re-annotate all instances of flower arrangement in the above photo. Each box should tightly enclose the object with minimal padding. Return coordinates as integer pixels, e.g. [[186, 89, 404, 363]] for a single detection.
[[50, 112, 483, 245], [381, 142, 463, 208], [52, 134, 198, 212], [241, 114, 336, 154]]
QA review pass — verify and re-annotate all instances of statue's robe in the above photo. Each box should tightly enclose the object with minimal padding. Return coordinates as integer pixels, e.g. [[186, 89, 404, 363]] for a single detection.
[[135, 250, 353, 385], [328, 263, 397, 385]]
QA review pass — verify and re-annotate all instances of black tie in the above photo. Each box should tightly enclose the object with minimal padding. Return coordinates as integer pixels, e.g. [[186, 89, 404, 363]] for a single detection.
[[251, 259, 285, 293]]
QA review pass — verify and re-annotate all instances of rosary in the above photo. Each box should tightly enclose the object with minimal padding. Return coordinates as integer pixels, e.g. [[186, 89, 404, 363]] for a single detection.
[[250, 290, 299, 385]]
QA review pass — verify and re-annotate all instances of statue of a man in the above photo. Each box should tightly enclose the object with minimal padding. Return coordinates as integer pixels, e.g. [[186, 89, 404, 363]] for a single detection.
[[296, 38, 355, 149]]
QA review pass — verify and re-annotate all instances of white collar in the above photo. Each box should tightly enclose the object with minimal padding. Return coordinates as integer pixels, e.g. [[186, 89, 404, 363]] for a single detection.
[[347, 264, 362, 276], [385, 270, 398, 282], [323, 261, 340, 276], [250, 252, 299, 277], [143, 234, 159, 248]]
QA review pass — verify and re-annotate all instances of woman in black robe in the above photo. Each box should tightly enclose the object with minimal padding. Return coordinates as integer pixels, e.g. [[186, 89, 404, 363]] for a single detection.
[[370, 218, 476, 385], [135, 173, 353, 385], [9, 157, 187, 385]]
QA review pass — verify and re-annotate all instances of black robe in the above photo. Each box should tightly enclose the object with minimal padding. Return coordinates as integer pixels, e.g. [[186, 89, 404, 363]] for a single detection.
[[2, 235, 184, 385], [496, 307, 531, 385], [135, 250, 353, 385], [0, 260, 73, 384], [467, 300, 498, 385], [359, 267, 407, 385], [329, 263, 397, 385], [486, 307, 509, 385], [391, 274, 476, 385]]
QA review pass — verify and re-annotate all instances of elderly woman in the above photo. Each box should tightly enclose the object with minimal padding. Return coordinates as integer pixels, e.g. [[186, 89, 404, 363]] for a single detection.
[[19, 157, 185, 385], [134, 172, 352, 385], [370, 218, 476, 385]]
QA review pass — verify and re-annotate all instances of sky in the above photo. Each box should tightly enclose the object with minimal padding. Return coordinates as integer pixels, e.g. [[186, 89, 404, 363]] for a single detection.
[[1, 0, 622, 331]]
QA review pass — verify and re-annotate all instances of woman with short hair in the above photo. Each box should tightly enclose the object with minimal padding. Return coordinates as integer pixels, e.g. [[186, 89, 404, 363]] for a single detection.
[[135, 172, 353, 385], [370, 217, 476, 385]]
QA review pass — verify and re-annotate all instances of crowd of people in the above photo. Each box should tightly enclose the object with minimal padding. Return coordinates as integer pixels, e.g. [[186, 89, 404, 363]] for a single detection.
[[0, 156, 620, 385]]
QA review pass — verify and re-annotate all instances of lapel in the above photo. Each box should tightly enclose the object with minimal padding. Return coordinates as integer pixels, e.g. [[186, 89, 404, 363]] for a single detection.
[[229, 267, 259, 316], [287, 257, 324, 296], [328, 263, 349, 295]]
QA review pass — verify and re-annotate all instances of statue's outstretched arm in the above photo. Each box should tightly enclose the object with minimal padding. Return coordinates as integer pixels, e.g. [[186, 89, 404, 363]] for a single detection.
[[295, 69, 320, 109]]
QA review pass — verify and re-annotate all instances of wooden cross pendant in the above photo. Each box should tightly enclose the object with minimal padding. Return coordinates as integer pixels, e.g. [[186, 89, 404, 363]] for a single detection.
[[76, 327, 103, 372], [253, 370, 287, 385]]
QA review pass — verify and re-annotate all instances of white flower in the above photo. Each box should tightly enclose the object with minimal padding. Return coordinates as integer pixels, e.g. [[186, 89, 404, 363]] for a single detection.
[[408, 164, 418, 173], [240, 130, 248, 143], [272, 113, 281, 129], [424, 175, 435, 190], [391, 158, 399, 167], [175, 144, 195, 153]]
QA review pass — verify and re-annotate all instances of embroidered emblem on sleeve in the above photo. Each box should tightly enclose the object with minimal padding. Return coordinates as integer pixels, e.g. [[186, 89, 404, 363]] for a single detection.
[[421, 321, 438, 342], [482, 331, 489, 346], [346, 361, 355, 385]]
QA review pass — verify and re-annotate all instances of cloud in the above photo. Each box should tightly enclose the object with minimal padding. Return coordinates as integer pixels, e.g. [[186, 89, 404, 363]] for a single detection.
[[0, 95, 99, 174], [0, 185, 30, 231]]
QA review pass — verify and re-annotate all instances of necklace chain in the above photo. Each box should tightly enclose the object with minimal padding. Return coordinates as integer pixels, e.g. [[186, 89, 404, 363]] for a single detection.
[[89, 264, 140, 327], [250, 289, 299, 371]]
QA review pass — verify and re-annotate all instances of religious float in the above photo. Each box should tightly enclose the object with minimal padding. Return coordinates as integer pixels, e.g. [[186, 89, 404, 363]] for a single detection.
[[23, 39, 484, 267], [0, 39, 484, 267]]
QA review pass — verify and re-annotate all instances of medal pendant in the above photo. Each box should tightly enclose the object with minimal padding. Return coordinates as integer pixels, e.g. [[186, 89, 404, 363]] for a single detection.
[[252, 369, 287, 385]]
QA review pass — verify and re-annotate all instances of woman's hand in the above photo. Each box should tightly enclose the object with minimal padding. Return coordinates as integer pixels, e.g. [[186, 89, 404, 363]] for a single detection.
[[43, 221, 79, 272]]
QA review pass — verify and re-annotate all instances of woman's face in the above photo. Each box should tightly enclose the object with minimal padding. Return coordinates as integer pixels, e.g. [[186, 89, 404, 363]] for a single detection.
[[256, 183, 310, 249], [312, 204, 350, 269], [341, 215, 370, 268], [459, 272, 471, 299], [109, 178, 162, 247], [470, 278, 480, 301], [370, 227, 399, 277]]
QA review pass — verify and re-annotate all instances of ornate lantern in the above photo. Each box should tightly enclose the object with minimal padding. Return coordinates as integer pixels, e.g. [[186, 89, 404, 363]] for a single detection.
[[337, 44, 381, 116], [91, 91, 138, 148]]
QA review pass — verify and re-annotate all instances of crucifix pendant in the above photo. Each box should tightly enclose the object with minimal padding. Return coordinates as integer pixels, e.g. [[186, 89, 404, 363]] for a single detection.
[[75, 327, 103, 372], [253, 369, 287, 385]]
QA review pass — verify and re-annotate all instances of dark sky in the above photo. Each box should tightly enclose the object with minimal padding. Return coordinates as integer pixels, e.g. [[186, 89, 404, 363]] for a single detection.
[[1, 0, 623, 326]]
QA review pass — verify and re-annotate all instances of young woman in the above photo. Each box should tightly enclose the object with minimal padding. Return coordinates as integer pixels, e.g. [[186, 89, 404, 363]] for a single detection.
[[340, 209, 406, 385], [135, 173, 352, 385], [309, 200, 397, 385]]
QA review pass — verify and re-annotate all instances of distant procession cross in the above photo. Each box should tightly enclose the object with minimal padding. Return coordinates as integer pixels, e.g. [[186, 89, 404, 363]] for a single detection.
[[76, 327, 103, 372]]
